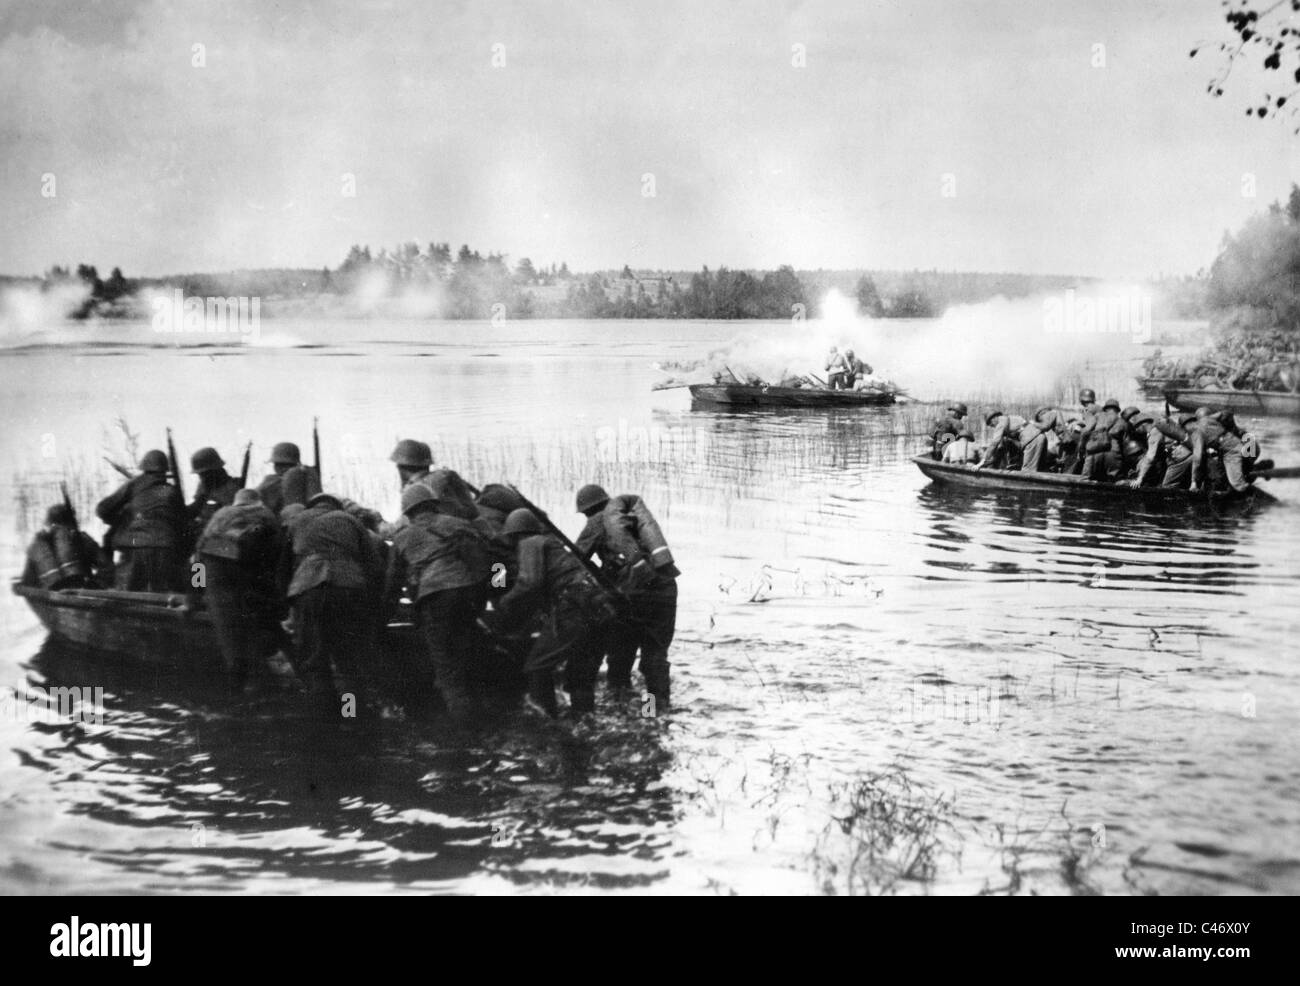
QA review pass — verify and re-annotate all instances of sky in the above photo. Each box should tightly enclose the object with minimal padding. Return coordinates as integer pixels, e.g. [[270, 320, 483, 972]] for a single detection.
[[0, 0, 1295, 278]]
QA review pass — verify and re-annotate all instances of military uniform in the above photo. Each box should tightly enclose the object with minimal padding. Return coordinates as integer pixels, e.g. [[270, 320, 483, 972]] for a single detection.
[[286, 496, 385, 713], [24, 507, 101, 590], [388, 490, 493, 721], [95, 457, 187, 591], [197, 490, 286, 689], [499, 512, 610, 716], [1192, 412, 1249, 493], [978, 414, 1047, 472], [576, 492, 678, 707], [1079, 403, 1125, 481]]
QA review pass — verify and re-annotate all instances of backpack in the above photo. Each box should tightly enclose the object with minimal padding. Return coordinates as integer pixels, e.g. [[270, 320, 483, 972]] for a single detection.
[[199, 506, 276, 563]]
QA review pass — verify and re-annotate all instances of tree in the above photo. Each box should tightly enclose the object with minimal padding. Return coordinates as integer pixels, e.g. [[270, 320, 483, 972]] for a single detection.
[[1190, 2, 1300, 132], [515, 257, 537, 282], [855, 274, 885, 317]]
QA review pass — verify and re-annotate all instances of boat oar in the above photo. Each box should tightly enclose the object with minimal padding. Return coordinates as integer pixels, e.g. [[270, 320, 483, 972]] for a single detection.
[[724, 365, 742, 384], [651, 380, 692, 391], [1251, 465, 1300, 480], [165, 428, 185, 499]]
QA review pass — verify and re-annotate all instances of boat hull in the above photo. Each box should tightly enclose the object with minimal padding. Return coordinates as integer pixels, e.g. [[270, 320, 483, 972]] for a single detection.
[[911, 455, 1273, 505], [11, 583, 458, 704], [1163, 388, 1300, 417], [689, 383, 896, 407]]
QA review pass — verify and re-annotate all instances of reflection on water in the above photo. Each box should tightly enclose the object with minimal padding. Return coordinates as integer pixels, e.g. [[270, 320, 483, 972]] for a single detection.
[[2, 319, 1298, 894]]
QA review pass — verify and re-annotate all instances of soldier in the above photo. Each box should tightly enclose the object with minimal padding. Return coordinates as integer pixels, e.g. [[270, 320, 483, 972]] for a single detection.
[[23, 504, 102, 590], [1079, 399, 1125, 481], [1121, 415, 1165, 487], [1066, 388, 1099, 473], [387, 484, 493, 722], [188, 447, 243, 538], [842, 349, 872, 389], [574, 483, 678, 710], [389, 439, 478, 522], [941, 428, 979, 464], [824, 347, 849, 389], [1154, 413, 1198, 489], [286, 491, 385, 715], [196, 488, 286, 691], [976, 412, 1048, 472], [257, 442, 303, 515], [1191, 407, 1249, 494], [929, 402, 969, 460], [95, 450, 188, 591], [497, 508, 611, 717]]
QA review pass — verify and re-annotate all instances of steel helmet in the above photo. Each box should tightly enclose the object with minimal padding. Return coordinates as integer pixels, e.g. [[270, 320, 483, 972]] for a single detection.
[[269, 442, 301, 465], [985, 410, 1004, 426], [1103, 398, 1121, 412], [502, 508, 542, 537], [45, 503, 75, 526], [401, 483, 438, 516], [949, 402, 969, 417], [390, 439, 432, 468], [307, 492, 343, 510], [476, 483, 525, 514], [1079, 388, 1097, 404], [233, 489, 261, 506], [1120, 405, 1141, 420], [139, 449, 169, 474], [190, 447, 225, 472], [575, 483, 610, 514]]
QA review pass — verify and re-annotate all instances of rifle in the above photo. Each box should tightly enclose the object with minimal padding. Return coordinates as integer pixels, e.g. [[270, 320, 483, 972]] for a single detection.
[[313, 417, 322, 487], [61, 481, 79, 532], [103, 456, 133, 479], [506, 485, 625, 602], [166, 428, 185, 499], [239, 441, 252, 488]]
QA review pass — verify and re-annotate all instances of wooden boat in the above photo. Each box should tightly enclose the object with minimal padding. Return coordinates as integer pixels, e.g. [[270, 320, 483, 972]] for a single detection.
[[1135, 375, 1189, 397], [1162, 387, 1300, 418], [689, 383, 896, 407], [9, 582, 523, 706], [911, 455, 1275, 505]]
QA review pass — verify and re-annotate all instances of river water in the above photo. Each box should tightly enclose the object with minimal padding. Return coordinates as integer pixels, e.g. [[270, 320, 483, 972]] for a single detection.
[[1, 317, 1297, 895]]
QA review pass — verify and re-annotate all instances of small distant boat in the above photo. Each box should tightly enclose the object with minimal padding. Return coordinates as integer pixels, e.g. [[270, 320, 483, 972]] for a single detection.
[[689, 383, 897, 408], [911, 455, 1276, 505], [1135, 375, 1189, 397], [1162, 388, 1300, 418]]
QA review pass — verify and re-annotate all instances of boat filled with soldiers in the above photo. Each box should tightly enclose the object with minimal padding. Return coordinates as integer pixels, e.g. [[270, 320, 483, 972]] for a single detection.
[[15, 433, 681, 721], [916, 390, 1295, 506]]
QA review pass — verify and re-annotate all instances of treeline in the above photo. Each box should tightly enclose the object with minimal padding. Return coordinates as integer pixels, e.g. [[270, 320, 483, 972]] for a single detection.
[[1204, 183, 1300, 336]]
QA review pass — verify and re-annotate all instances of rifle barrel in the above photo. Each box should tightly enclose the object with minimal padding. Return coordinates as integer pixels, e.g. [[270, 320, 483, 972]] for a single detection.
[[506, 485, 623, 600]]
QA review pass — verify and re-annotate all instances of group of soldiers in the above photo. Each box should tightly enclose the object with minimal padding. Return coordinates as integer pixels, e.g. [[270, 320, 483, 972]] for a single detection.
[[1143, 330, 1300, 392], [23, 439, 678, 722], [930, 388, 1265, 493]]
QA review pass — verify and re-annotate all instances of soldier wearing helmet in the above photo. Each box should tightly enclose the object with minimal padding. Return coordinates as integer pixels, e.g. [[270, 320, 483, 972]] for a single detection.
[[842, 349, 872, 389], [574, 484, 678, 709], [94, 449, 188, 591], [285, 489, 385, 715], [1066, 389, 1100, 474], [187, 446, 243, 540], [196, 487, 287, 691], [22, 502, 103, 591], [1078, 399, 1126, 481], [929, 402, 970, 460], [257, 441, 304, 515], [387, 482, 495, 722], [1190, 406, 1250, 494], [496, 508, 611, 717], [975, 411, 1050, 472], [388, 439, 478, 530]]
